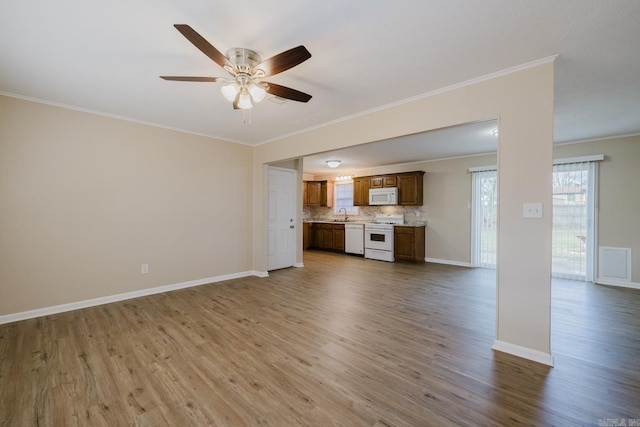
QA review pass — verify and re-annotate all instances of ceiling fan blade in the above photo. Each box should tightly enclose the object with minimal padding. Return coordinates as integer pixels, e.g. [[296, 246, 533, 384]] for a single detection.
[[264, 82, 312, 103], [160, 76, 225, 82], [173, 24, 228, 68], [259, 46, 311, 77]]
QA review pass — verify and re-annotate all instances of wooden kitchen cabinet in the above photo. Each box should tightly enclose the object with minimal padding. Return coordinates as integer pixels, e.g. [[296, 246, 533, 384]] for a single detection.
[[352, 177, 370, 206], [305, 181, 321, 206], [303, 181, 308, 207], [397, 171, 424, 206], [352, 171, 424, 206], [370, 175, 397, 188], [333, 225, 345, 252], [303, 181, 334, 207], [322, 181, 334, 208], [309, 223, 345, 252], [313, 224, 323, 248], [303, 222, 313, 250], [320, 223, 334, 249], [394, 225, 426, 262]]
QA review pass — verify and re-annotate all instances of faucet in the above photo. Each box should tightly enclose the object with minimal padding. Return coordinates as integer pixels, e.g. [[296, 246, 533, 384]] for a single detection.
[[338, 207, 348, 222]]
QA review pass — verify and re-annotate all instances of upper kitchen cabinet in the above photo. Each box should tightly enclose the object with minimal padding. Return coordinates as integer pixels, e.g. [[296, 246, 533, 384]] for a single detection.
[[303, 180, 334, 207], [370, 175, 397, 189], [397, 171, 425, 206], [352, 171, 424, 206], [352, 177, 370, 206]]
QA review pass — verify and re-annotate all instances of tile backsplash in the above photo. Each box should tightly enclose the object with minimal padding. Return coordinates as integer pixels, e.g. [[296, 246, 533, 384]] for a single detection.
[[303, 205, 427, 226]]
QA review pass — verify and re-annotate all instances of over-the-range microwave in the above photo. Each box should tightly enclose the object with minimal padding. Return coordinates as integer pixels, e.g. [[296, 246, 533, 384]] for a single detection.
[[369, 187, 398, 205]]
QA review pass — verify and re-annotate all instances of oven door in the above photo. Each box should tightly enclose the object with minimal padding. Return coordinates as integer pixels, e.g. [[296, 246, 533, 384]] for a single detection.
[[365, 247, 394, 262], [364, 228, 393, 251]]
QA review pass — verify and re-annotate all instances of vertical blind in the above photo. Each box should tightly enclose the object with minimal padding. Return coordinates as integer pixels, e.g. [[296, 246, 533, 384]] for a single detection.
[[471, 157, 599, 280], [551, 161, 596, 281], [471, 170, 498, 268]]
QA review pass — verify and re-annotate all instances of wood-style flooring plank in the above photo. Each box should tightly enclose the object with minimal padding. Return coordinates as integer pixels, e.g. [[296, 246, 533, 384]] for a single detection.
[[1, 250, 639, 426]]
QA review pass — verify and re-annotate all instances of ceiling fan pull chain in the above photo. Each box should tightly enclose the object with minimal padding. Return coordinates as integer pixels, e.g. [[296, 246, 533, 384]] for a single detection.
[[242, 109, 252, 125]]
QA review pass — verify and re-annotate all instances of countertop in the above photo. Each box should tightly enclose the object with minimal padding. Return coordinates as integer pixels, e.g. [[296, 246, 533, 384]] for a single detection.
[[304, 220, 426, 227]]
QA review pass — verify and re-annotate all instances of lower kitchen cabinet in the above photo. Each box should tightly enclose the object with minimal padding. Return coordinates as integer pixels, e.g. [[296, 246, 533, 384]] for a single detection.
[[308, 223, 345, 252], [394, 226, 425, 262], [303, 222, 313, 250], [320, 224, 334, 249], [333, 225, 345, 252]]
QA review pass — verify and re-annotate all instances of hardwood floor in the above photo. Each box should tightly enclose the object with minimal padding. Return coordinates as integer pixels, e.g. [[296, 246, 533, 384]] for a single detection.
[[1, 250, 639, 426]]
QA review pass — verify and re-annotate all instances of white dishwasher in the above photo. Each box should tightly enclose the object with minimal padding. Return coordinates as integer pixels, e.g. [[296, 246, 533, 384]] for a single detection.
[[345, 223, 364, 255]]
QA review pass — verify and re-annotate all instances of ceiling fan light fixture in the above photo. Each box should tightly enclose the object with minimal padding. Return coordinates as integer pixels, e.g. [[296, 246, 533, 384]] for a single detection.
[[237, 92, 253, 109], [249, 83, 266, 103], [161, 25, 313, 114], [326, 160, 341, 168], [221, 83, 239, 101]]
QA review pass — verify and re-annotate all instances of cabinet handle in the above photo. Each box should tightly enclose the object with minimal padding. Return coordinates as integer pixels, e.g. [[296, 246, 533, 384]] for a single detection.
[[290, 225, 295, 229]]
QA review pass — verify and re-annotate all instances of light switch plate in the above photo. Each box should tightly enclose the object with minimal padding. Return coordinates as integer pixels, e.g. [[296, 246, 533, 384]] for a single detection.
[[523, 202, 543, 218]]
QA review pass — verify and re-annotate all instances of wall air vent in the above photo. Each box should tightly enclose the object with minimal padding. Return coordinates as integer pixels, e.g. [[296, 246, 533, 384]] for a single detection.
[[268, 96, 289, 104], [598, 247, 632, 285]]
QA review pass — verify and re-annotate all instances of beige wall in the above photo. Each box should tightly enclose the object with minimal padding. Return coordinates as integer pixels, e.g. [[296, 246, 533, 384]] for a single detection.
[[254, 60, 556, 363], [420, 154, 495, 263], [0, 95, 254, 315]]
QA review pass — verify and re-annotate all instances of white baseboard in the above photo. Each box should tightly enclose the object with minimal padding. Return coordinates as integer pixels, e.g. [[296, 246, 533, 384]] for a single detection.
[[425, 257, 473, 268], [294, 263, 304, 268], [0, 270, 266, 325], [595, 278, 640, 290], [492, 340, 554, 367]]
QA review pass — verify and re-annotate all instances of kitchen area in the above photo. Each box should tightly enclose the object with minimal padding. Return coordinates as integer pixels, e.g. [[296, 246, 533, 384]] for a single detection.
[[303, 171, 427, 263]]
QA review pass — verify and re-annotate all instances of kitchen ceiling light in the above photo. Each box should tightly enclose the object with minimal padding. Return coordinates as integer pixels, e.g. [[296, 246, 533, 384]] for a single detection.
[[326, 160, 341, 168]]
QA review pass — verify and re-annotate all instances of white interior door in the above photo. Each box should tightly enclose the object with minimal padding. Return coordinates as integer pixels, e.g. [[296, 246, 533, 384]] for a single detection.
[[267, 167, 296, 271]]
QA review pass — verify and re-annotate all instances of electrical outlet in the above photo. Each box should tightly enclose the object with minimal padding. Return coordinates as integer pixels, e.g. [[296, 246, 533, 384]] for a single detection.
[[141, 264, 149, 274], [523, 203, 543, 219]]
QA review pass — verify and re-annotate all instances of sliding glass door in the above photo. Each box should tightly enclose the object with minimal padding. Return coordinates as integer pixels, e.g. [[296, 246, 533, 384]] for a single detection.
[[471, 160, 597, 280], [551, 161, 596, 281], [471, 170, 498, 268]]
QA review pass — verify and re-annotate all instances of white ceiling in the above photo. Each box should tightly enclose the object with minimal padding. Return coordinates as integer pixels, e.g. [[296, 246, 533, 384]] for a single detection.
[[2, 1, 639, 169], [302, 120, 498, 175]]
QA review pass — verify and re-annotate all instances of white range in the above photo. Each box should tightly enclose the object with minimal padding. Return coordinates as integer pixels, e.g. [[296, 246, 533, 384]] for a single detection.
[[364, 214, 405, 262]]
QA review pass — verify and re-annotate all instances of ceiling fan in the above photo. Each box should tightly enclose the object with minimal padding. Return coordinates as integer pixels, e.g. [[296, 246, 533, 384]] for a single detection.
[[160, 24, 312, 110]]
